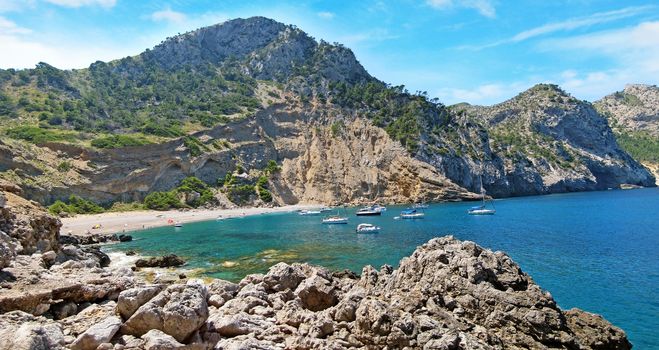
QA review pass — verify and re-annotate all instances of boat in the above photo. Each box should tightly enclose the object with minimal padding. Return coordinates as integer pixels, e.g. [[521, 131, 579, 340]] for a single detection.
[[299, 210, 321, 216], [322, 216, 349, 224], [356, 223, 380, 233], [174, 223, 183, 227], [468, 173, 496, 215], [412, 203, 429, 209], [319, 207, 333, 212], [400, 209, 425, 219], [356, 205, 385, 216]]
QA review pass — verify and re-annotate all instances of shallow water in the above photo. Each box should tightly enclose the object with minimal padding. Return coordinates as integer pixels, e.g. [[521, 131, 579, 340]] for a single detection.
[[108, 188, 659, 348]]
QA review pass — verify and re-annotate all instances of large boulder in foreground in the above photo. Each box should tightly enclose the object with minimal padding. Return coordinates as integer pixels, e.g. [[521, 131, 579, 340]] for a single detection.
[[122, 282, 209, 343]]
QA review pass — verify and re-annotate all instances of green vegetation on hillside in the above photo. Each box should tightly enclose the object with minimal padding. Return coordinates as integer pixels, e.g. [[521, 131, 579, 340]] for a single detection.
[[91, 134, 152, 149], [330, 81, 449, 153], [615, 131, 659, 163], [6, 125, 78, 144], [0, 59, 261, 139], [48, 195, 104, 215]]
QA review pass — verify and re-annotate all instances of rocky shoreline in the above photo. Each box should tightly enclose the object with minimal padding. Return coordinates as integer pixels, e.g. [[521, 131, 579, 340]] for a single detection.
[[0, 185, 632, 349]]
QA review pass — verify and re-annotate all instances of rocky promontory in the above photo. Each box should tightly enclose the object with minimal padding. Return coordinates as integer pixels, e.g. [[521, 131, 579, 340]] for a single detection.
[[0, 186, 631, 349]]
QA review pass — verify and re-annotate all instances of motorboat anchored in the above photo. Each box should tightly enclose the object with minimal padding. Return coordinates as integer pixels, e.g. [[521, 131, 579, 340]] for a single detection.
[[400, 209, 425, 219], [356, 223, 381, 233], [356, 205, 386, 216], [322, 216, 349, 224], [412, 203, 429, 209], [299, 210, 321, 216]]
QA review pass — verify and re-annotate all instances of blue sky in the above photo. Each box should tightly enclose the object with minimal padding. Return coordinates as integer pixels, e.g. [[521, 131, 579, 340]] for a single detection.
[[0, 0, 658, 105]]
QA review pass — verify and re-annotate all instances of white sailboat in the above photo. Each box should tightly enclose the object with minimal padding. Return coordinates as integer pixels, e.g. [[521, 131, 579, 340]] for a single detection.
[[468, 174, 496, 215]]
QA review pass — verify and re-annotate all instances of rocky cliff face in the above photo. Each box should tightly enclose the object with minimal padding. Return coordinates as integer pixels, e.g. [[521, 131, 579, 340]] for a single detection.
[[0, 236, 631, 349], [0, 102, 478, 205], [421, 84, 655, 197]]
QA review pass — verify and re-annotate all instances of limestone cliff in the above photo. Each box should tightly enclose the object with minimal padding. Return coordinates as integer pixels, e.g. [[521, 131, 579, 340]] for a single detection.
[[0, 103, 478, 205]]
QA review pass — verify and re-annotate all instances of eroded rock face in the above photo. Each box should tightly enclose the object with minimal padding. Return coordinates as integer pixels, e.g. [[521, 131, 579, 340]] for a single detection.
[[0, 190, 61, 255]]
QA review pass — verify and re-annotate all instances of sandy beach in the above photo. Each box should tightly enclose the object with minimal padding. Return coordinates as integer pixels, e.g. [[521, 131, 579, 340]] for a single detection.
[[60, 204, 320, 236]]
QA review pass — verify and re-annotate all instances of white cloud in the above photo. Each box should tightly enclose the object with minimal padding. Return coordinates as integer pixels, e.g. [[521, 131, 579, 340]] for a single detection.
[[0, 15, 30, 34], [317, 11, 334, 20], [0, 33, 140, 68], [0, 0, 36, 12], [150, 8, 187, 24], [44, 0, 116, 8], [436, 81, 534, 105], [542, 21, 659, 100], [340, 28, 399, 45], [459, 5, 653, 50], [512, 6, 652, 42], [426, 0, 496, 18]]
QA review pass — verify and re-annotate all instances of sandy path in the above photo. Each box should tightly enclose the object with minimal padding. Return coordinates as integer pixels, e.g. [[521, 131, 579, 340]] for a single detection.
[[60, 204, 320, 236]]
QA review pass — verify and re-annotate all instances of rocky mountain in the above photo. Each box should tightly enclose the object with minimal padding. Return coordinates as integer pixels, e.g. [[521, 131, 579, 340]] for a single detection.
[[421, 84, 654, 196], [0, 17, 655, 208], [594, 84, 659, 182]]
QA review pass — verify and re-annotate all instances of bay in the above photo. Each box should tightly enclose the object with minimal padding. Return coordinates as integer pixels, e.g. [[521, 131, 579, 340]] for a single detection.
[[109, 188, 659, 348]]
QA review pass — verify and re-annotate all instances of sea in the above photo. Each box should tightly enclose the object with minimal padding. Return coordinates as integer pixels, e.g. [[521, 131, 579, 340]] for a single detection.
[[108, 188, 659, 349]]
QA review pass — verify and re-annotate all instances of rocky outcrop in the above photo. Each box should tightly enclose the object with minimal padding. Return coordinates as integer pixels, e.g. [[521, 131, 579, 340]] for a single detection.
[[0, 187, 61, 255], [0, 234, 631, 349], [135, 254, 186, 268]]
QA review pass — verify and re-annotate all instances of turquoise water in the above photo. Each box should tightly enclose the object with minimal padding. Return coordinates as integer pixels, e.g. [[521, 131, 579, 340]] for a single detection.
[[110, 188, 659, 349]]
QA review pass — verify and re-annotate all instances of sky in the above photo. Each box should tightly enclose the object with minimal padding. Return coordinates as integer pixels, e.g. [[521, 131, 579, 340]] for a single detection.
[[0, 0, 658, 105]]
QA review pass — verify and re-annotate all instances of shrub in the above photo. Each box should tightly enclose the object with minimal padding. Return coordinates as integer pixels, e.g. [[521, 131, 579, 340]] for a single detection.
[[330, 121, 343, 137], [183, 136, 207, 157], [143, 191, 182, 210], [258, 187, 272, 202], [57, 161, 72, 172], [66, 195, 104, 214], [49, 195, 104, 215], [108, 202, 145, 212], [228, 185, 255, 204], [264, 160, 281, 176], [6, 126, 74, 144], [48, 200, 70, 216], [177, 176, 214, 208], [91, 134, 152, 149], [222, 173, 235, 187]]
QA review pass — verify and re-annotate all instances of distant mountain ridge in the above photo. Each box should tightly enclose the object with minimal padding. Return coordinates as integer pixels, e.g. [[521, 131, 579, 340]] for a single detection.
[[0, 17, 654, 206]]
